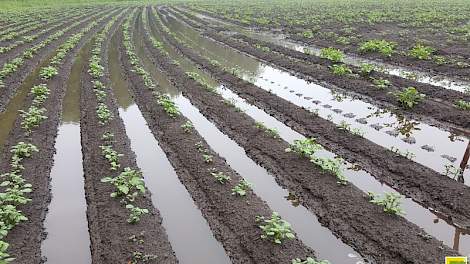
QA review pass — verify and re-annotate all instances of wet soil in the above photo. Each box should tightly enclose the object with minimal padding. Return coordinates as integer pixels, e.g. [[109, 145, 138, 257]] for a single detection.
[[79, 10, 177, 264], [0, 10, 120, 264], [0, 8, 114, 113], [117, 11, 318, 264], [155, 8, 470, 229], [144, 9, 459, 263]]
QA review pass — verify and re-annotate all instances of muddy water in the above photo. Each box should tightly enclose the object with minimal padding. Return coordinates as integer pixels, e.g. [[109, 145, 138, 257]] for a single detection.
[[41, 42, 91, 263], [109, 33, 231, 264], [150, 17, 470, 255], [0, 51, 57, 153], [142, 24, 367, 264], [183, 7, 470, 94], [161, 12, 470, 184]]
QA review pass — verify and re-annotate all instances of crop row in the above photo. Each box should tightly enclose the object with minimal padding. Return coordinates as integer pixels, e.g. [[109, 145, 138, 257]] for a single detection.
[[142, 6, 458, 263], [0, 10, 118, 262]]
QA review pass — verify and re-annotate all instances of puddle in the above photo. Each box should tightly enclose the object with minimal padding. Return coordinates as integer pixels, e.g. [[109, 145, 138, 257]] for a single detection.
[[149, 17, 470, 254], [109, 32, 230, 264], [182, 7, 470, 94], [41, 42, 91, 263], [160, 11, 470, 184]]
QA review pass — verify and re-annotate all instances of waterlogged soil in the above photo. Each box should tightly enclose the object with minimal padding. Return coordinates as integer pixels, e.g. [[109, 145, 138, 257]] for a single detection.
[[143, 11, 459, 263], [0, 11, 118, 263], [119, 16, 317, 263], [79, 11, 177, 263], [155, 9, 470, 230], [0, 8, 114, 113]]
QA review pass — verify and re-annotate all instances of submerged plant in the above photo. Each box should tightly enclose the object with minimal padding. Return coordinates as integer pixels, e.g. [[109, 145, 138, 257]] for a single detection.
[[256, 212, 295, 244], [368, 192, 404, 215], [395, 87, 425, 109]]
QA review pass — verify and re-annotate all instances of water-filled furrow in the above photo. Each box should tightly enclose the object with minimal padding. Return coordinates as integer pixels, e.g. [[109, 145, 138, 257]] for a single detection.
[[108, 32, 231, 264], [161, 11, 470, 184]]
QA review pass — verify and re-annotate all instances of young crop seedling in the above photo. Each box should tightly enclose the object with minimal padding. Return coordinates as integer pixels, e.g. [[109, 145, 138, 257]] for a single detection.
[[372, 78, 391, 89], [256, 212, 295, 244], [310, 156, 348, 185], [156, 94, 180, 118], [455, 100, 470, 110], [39, 66, 58, 80], [368, 192, 404, 215], [100, 145, 123, 171], [101, 167, 146, 202], [0, 241, 14, 263], [395, 87, 425, 109], [126, 204, 149, 224], [202, 154, 213, 163], [320, 47, 344, 62], [19, 106, 47, 133], [408, 43, 435, 60], [338, 121, 364, 137], [255, 122, 280, 139], [181, 121, 194, 133], [211, 171, 231, 184], [359, 39, 396, 57], [30, 84, 50, 105], [231, 180, 252, 196], [292, 257, 330, 264], [359, 63, 375, 76], [285, 138, 323, 157], [96, 103, 113, 124], [390, 146, 416, 160], [330, 64, 352, 76]]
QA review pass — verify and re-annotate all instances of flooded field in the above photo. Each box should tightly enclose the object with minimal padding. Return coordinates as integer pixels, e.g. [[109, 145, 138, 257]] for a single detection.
[[0, 1, 469, 264]]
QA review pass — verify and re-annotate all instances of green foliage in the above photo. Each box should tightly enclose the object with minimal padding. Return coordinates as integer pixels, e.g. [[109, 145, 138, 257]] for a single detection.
[[126, 204, 149, 224], [310, 156, 348, 185], [203, 154, 213, 163], [408, 43, 435, 60], [100, 145, 123, 171], [395, 87, 425, 108], [285, 138, 323, 157], [0, 241, 14, 263], [30, 84, 50, 105], [181, 121, 194, 133], [368, 192, 404, 215], [372, 78, 390, 89], [329, 64, 352, 75], [211, 171, 231, 184], [256, 212, 295, 244], [231, 180, 252, 196], [455, 100, 470, 110], [359, 63, 375, 76], [39, 66, 58, 80], [19, 106, 47, 133], [320, 47, 344, 62], [96, 103, 113, 124], [101, 167, 146, 201], [255, 122, 280, 139], [292, 257, 330, 264], [157, 95, 180, 118], [338, 121, 364, 137], [255, 44, 270, 52], [359, 39, 396, 57]]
